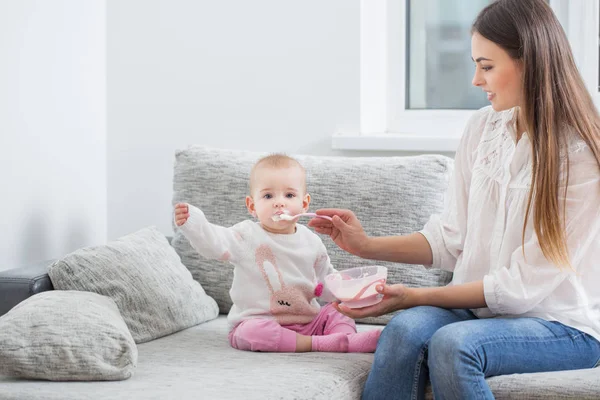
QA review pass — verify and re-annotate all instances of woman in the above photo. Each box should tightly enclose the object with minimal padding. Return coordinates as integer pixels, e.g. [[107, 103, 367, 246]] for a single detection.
[[309, 0, 600, 398]]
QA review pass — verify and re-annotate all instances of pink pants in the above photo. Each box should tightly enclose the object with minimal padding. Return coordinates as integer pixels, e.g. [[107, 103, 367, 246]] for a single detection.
[[228, 303, 357, 352]]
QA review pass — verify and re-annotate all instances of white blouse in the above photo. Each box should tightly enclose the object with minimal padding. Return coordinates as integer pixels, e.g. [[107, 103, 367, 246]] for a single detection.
[[420, 106, 600, 341]]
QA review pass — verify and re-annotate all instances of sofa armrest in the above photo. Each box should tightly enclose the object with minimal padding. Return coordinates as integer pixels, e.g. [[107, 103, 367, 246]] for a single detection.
[[0, 260, 55, 317]]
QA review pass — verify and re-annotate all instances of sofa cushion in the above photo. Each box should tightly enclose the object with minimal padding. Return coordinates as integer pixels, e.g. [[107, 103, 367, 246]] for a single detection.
[[1, 316, 597, 399], [0, 291, 136, 381], [48, 226, 219, 343], [0, 316, 375, 399], [171, 146, 453, 324]]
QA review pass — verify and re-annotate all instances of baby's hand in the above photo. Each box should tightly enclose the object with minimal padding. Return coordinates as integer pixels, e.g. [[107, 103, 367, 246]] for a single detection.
[[174, 203, 190, 226]]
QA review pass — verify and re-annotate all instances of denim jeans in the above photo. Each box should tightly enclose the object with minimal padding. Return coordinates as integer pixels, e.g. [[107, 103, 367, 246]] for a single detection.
[[362, 306, 600, 400]]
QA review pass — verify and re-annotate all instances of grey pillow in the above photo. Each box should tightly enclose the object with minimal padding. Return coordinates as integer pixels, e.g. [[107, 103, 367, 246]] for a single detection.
[[171, 146, 453, 324], [48, 226, 219, 343], [0, 291, 136, 381]]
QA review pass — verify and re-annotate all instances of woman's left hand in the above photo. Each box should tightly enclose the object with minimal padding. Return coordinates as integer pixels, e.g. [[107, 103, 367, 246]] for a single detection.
[[333, 283, 414, 319]]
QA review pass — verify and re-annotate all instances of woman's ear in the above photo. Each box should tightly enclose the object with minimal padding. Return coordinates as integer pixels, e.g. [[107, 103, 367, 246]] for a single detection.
[[303, 193, 311, 212], [246, 196, 257, 217]]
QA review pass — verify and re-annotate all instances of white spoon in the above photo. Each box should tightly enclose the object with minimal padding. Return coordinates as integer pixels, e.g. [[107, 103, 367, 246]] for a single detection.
[[271, 212, 333, 222]]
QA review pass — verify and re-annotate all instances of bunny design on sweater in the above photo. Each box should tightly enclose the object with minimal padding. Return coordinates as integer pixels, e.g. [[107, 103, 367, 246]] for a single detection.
[[256, 244, 320, 325]]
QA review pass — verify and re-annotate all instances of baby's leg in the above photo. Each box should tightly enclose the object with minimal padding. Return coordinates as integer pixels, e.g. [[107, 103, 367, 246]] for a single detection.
[[310, 333, 349, 352], [347, 329, 382, 353], [320, 303, 357, 335], [229, 318, 297, 352], [308, 330, 381, 353], [229, 318, 351, 353], [319, 303, 382, 353]]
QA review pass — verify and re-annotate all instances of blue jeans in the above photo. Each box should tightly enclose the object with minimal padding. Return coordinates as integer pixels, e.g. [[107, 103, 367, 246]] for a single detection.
[[363, 306, 600, 400]]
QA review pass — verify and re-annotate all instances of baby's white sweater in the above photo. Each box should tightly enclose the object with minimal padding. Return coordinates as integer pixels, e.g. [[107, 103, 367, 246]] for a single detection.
[[179, 204, 337, 330]]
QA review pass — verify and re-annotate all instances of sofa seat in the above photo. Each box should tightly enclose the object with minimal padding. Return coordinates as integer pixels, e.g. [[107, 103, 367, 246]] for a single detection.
[[2, 313, 597, 400], [0, 315, 375, 400]]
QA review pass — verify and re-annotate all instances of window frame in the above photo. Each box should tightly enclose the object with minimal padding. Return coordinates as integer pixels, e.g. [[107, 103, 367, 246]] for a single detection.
[[552, 0, 600, 108], [332, 0, 600, 152]]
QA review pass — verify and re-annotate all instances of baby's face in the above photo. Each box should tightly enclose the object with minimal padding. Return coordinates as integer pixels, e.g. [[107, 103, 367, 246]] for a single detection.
[[246, 166, 309, 234]]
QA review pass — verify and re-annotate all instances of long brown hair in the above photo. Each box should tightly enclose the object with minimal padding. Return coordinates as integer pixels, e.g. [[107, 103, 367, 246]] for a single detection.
[[473, 0, 600, 268]]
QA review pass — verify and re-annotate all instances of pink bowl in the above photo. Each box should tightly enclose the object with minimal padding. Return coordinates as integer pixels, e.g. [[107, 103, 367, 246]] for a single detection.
[[325, 266, 387, 308]]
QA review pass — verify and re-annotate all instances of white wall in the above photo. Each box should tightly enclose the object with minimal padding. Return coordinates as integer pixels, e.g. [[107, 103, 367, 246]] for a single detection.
[[107, 0, 369, 239], [0, 0, 106, 270]]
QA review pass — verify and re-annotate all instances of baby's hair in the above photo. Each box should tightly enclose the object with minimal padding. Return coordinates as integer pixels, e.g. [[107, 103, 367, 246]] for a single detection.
[[249, 153, 306, 194], [253, 153, 304, 171]]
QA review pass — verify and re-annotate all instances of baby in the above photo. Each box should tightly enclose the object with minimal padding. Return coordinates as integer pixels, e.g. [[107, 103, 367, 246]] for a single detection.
[[174, 154, 381, 353]]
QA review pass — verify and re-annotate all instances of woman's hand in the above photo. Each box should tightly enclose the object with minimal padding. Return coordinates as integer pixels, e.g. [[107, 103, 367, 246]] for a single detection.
[[332, 284, 413, 319], [307, 208, 370, 257], [334, 281, 488, 317]]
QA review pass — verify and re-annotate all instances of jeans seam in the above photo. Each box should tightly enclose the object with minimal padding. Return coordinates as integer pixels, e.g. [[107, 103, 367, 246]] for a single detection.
[[533, 319, 589, 340], [473, 361, 490, 400], [412, 344, 427, 400], [465, 335, 581, 399], [470, 331, 587, 352], [468, 318, 594, 351], [466, 329, 599, 383]]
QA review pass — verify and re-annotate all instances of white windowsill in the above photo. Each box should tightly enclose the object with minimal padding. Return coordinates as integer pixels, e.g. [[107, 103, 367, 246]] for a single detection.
[[332, 132, 460, 153]]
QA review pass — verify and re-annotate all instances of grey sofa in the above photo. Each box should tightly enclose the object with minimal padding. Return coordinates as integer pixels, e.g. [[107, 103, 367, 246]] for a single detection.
[[0, 146, 598, 400]]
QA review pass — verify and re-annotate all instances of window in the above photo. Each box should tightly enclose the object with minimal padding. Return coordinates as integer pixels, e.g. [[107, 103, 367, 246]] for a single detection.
[[333, 0, 600, 152], [407, 0, 493, 110]]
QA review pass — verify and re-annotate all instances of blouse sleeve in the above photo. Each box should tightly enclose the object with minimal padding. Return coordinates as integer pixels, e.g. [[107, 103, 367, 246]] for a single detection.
[[419, 108, 489, 271], [483, 144, 600, 315]]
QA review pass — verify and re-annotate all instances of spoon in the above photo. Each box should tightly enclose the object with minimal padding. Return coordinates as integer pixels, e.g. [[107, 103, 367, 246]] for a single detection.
[[272, 213, 333, 222]]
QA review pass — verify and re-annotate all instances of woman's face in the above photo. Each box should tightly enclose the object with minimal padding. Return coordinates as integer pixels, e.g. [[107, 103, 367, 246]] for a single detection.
[[471, 32, 524, 111]]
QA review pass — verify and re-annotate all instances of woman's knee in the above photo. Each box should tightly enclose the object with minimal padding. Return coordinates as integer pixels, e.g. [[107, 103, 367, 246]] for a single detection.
[[380, 306, 438, 348], [429, 323, 477, 371]]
